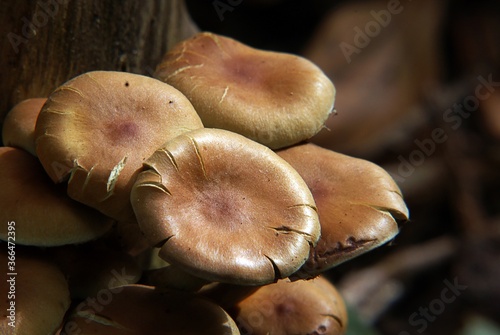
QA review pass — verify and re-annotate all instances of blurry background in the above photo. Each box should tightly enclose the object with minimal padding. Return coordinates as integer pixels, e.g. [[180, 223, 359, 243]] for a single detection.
[[1, 0, 498, 334], [186, 0, 500, 334]]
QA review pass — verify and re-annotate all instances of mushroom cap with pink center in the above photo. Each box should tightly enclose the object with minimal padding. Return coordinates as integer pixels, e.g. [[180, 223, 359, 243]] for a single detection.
[[35, 71, 204, 222], [155, 32, 335, 149], [131, 128, 320, 285]]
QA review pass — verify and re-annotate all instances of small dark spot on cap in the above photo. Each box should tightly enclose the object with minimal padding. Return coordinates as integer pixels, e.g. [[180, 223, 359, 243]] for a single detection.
[[125, 82, 130, 87], [169, 100, 174, 104]]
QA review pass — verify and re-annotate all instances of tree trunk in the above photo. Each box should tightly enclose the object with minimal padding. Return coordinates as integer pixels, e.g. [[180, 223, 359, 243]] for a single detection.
[[0, 0, 198, 130]]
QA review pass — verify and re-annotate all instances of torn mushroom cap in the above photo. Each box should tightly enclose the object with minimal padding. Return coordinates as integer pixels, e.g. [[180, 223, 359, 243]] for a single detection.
[[0, 147, 113, 247], [2, 98, 46, 156], [0, 249, 70, 335], [64, 284, 240, 335], [155, 32, 335, 149], [131, 128, 320, 285], [35, 71, 204, 222], [277, 143, 409, 279], [229, 276, 347, 335]]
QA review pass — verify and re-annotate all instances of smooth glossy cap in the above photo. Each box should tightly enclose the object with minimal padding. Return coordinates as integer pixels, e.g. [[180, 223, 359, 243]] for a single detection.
[[155, 32, 335, 149], [131, 128, 320, 285]]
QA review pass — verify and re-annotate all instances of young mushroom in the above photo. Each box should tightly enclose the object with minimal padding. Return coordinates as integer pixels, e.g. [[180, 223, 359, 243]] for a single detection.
[[63, 284, 240, 334], [0, 147, 113, 247], [2, 98, 46, 156], [35, 71, 204, 222], [131, 128, 320, 285], [155, 32, 335, 149], [228, 276, 347, 335], [276, 143, 409, 279]]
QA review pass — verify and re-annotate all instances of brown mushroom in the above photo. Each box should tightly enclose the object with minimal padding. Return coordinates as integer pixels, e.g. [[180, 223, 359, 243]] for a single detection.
[[0, 147, 113, 247], [229, 276, 347, 335], [2, 98, 46, 156], [35, 71, 204, 222], [155, 32, 335, 149], [276, 143, 409, 278], [0, 249, 71, 334], [62, 284, 240, 334], [131, 128, 320, 285]]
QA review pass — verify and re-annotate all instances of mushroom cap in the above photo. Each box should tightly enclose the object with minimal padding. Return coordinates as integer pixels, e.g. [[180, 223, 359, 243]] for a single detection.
[[276, 143, 409, 278], [2, 98, 46, 156], [0, 249, 70, 335], [63, 284, 240, 335], [0, 147, 113, 247], [35, 71, 204, 222], [155, 32, 335, 149], [131, 128, 320, 285], [230, 276, 347, 335]]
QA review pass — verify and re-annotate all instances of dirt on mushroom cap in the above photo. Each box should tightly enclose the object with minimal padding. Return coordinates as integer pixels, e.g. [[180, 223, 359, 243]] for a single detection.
[[34, 71, 204, 222], [131, 128, 320, 285], [155, 32, 336, 149]]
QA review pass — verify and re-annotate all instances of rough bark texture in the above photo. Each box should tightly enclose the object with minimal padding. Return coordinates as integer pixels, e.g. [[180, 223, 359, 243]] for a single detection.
[[0, 0, 198, 133]]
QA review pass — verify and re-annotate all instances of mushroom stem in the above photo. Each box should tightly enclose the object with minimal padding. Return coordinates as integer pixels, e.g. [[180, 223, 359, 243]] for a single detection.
[[198, 283, 260, 309]]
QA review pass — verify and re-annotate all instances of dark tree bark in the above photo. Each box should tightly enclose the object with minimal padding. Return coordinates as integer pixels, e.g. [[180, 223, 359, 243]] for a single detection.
[[0, 0, 197, 131]]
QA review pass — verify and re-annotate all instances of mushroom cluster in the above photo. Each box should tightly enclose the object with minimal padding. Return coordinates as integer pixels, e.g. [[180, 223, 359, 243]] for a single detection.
[[0, 32, 409, 334]]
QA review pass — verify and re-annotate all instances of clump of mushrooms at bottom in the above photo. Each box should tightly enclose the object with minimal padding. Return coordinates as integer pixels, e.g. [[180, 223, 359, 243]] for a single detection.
[[0, 32, 409, 335]]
